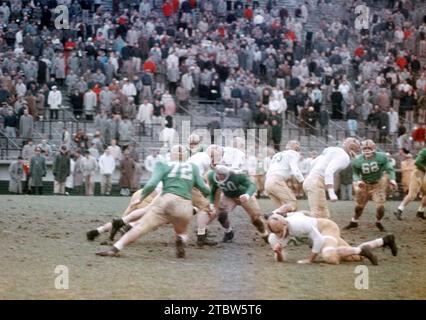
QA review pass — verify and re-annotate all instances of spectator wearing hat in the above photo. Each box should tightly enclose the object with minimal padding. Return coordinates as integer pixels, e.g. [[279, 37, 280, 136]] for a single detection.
[[53, 146, 71, 195], [8, 156, 24, 194], [29, 147, 47, 195], [48, 85, 62, 120]]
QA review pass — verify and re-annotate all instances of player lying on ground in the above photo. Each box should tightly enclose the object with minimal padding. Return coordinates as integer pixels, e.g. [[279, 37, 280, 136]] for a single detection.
[[267, 211, 398, 265], [394, 147, 426, 220], [207, 165, 269, 243], [303, 138, 361, 218], [345, 139, 397, 232], [96, 145, 211, 258], [86, 187, 160, 241]]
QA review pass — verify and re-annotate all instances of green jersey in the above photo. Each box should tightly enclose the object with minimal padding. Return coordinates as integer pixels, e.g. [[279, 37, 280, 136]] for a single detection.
[[352, 152, 396, 183], [415, 148, 426, 172], [207, 170, 257, 203], [141, 161, 210, 200]]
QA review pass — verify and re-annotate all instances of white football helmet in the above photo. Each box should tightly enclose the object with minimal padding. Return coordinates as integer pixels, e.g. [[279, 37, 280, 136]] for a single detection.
[[170, 144, 188, 162], [214, 165, 231, 183], [188, 134, 201, 150], [206, 144, 223, 168], [342, 137, 361, 158], [285, 140, 301, 152]]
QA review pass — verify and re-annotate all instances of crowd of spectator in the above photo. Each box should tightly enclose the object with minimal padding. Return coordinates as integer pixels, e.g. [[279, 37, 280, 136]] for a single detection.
[[1, 0, 426, 195]]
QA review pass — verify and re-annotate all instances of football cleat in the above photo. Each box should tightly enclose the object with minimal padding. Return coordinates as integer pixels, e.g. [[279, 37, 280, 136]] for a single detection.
[[86, 229, 100, 241], [343, 221, 358, 230], [222, 230, 234, 243], [382, 234, 398, 257], [375, 222, 386, 232], [175, 235, 186, 258], [110, 218, 125, 241], [197, 234, 218, 247], [416, 211, 426, 220], [393, 209, 403, 221], [96, 246, 120, 257], [360, 246, 378, 265]]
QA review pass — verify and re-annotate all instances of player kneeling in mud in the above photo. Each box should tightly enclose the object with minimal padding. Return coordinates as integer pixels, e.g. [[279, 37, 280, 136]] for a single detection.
[[266, 211, 398, 265]]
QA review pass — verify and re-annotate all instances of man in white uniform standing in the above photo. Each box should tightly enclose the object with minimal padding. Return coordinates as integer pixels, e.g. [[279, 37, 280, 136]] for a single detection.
[[187, 146, 222, 246], [265, 140, 304, 215], [303, 138, 360, 218]]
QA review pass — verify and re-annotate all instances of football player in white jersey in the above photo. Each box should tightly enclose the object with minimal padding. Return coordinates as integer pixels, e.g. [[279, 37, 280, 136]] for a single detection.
[[303, 138, 361, 218], [186, 133, 207, 157], [222, 136, 246, 170], [187, 145, 223, 246], [267, 211, 398, 265], [265, 140, 304, 216]]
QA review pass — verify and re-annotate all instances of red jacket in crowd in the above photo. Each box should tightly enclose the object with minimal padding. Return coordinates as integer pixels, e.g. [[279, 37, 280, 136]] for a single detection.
[[284, 30, 296, 41], [163, 2, 173, 17], [189, 0, 197, 8], [244, 8, 253, 20], [172, 0, 180, 12], [354, 46, 365, 58], [396, 56, 408, 70], [412, 127, 426, 142], [143, 60, 156, 74], [217, 26, 226, 37]]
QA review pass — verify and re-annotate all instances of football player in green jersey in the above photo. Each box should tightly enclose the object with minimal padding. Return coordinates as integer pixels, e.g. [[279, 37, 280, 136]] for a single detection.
[[344, 140, 397, 231], [207, 165, 269, 243], [96, 145, 211, 258], [394, 147, 426, 220]]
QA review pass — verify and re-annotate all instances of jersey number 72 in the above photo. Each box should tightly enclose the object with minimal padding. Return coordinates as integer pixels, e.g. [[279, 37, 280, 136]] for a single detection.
[[168, 163, 193, 181]]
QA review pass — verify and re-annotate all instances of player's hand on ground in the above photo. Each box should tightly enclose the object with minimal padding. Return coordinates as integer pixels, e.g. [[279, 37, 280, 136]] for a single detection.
[[239, 194, 250, 203]]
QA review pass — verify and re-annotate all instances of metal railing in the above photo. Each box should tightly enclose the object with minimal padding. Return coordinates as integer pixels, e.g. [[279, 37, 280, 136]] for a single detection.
[[0, 127, 22, 159]]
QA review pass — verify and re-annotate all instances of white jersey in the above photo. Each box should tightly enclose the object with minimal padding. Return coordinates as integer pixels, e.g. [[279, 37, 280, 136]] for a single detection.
[[308, 147, 350, 185], [222, 147, 246, 170], [187, 152, 211, 176], [268, 211, 324, 253], [266, 150, 304, 182]]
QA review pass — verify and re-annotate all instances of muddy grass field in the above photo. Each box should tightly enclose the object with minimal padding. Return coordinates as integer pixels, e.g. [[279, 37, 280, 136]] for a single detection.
[[0, 195, 425, 300]]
